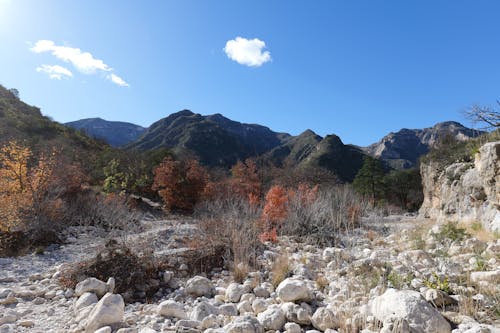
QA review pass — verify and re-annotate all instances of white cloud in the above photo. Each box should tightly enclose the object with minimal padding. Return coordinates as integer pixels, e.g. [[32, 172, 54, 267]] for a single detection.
[[30, 40, 129, 87], [224, 37, 271, 67], [107, 73, 129, 87], [36, 64, 73, 80], [31, 40, 110, 74]]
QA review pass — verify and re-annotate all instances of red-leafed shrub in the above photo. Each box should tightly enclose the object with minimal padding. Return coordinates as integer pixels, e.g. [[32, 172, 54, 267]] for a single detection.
[[153, 157, 208, 213]]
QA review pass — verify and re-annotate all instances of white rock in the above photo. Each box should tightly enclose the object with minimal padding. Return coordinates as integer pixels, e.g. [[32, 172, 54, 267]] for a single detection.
[[185, 276, 214, 297], [75, 277, 108, 297], [157, 300, 187, 319], [190, 301, 219, 321], [84, 292, 124, 332], [224, 315, 264, 333], [94, 327, 112, 333], [225, 283, 248, 303], [237, 300, 253, 314], [75, 292, 98, 312], [219, 303, 238, 316], [0, 289, 12, 299], [370, 289, 451, 333], [0, 312, 17, 325], [281, 302, 312, 325], [470, 271, 500, 284], [284, 322, 302, 333], [163, 271, 174, 283], [139, 329, 158, 333], [276, 278, 313, 303], [257, 306, 286, 331], [106, 277, 115, 293], [311, 307, 338, 331]]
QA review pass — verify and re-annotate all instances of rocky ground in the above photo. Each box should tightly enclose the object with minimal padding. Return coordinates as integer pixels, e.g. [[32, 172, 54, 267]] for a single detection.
[[0, 216, 499, 333]]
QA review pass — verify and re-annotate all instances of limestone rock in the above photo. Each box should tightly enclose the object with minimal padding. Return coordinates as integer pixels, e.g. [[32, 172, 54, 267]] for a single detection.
[[370, 289, 451, 333], [75, 277, 108, 297], [224, 315, 264, 333], [158, 300, 187, 319], [257, 306, 286, 331], [276, 278, 313, 303], [185, 276, 214, 297], [84, 293, 124, 332], [311, 307, 338, 331]]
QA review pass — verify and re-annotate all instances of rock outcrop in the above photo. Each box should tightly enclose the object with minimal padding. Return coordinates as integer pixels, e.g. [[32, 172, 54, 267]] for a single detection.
[[419, 141, 500, 231]]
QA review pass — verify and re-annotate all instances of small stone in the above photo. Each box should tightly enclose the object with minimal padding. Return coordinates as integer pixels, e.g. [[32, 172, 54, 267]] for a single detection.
[[185, 276, 214, 297], [158, 300, 187, 319], [75, 277, 108, 297], [94, 326, 112, 333]]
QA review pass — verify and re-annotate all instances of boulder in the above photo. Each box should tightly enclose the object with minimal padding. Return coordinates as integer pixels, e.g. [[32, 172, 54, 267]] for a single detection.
[[75, 277, 108, 297], [224, 315, 264, 333], [225, 283, 248, 303], [370, 289, 451, 333], [185, 276, 214, 297], [75, 292, 98, 312], [311, 307, 339, 331], [190, 301, 219, 321], [84, 293, 124, 332], [276, 278, 313, 303], [281, 302, 312, 325], [158, 300, 187, 319], [257, 307, 286, 331]]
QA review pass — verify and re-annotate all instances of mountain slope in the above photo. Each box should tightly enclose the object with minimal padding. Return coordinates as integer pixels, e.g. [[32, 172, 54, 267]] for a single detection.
[[364, 121, 483, 169], [127, 110, 290, 167], [0, 85, 103, 154], [65, 118, 146, 147]]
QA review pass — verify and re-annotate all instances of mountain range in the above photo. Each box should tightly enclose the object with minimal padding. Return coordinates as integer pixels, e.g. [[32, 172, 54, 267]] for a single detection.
[[65, 111, 481, 181], [0, 82, 481, 183]]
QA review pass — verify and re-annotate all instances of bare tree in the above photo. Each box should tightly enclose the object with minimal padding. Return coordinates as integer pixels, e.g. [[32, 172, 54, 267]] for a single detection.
[[465, 103, 500, 130]]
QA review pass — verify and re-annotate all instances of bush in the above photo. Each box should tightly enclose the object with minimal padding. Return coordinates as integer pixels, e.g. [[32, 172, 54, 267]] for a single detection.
[[432, 222, 469, 242], [195, 195, 263, 270], [59, 240, 163, 302], [282, 185, 369, 246]]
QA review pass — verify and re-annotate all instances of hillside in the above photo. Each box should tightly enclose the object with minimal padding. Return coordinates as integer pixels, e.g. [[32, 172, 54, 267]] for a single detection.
[[364, 121, 482, 169], [0, 85, 104, 155], [65, 118, 146, 147]]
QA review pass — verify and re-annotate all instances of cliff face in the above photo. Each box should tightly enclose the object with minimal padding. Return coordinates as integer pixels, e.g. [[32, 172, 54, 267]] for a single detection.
[[419, 141, 500, 231]]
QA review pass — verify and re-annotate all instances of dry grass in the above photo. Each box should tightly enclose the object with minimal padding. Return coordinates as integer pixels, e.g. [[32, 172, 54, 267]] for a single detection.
[[461, 221, 499, 242], [270, 254, 291, 288], [232, 262, 250, 283]]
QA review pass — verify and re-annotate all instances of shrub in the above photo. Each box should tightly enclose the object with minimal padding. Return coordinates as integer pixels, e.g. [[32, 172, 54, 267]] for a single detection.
[[432, 222, 469, 242], [195, 195, 263, 270], [153, 157, 208, 213], [59, 240, 162, 302], [423, 272, 451, 293]]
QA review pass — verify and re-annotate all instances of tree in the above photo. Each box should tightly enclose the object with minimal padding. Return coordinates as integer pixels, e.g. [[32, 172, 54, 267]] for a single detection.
[[260, 185, 290, 242], [465, 103, 500, 130], [230, 159, 261, 204], [383, 168, 423, 211], [152, 157, 208, 212], [352, 156, 386, 202]]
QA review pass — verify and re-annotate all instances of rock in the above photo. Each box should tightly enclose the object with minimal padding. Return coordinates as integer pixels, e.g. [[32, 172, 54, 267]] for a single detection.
[[370, 289, 451, 333], [252, 298, 268, 314], [237, 300, 253, 314], [65, 288, 75, 298], [380, 317, 411, 333], [75, 292, 99, 312], [276, 278, 313, 303], [257, 306, 286, 331], [139, 329, 158, 333], [284, 322, 302, 333], [17, 320, 34, 328], [0, 311, 17, 325], [163, 270, 174, 283], [225, 283, 248, 303], [425, 289, 458, 307], [106, 277, 115, 293], [200, 314, 219, 329], [175, 319, 201, 330], [281, 302, 312, 325], [190, 301, 218, 321], [158, 300, 187, 319], [116, 329, 139, 333], [219, 303, 238, 316], [311, 307, 339, 331], [253, 286, 270, 298], [75, 277, 108, 297], [94, 327, 112, 333], [0, 289, 12, 299], [84, 292, 125, 332], [470, 271, 500, 284], [224, 315, 264, 333], [185, 276, 214, 297]]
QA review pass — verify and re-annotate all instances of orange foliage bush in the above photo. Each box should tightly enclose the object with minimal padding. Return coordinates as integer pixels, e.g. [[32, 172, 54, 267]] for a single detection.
[[260, 185, 290, 242], [153, 157, 208, 212], [230, 159, 262, 204]]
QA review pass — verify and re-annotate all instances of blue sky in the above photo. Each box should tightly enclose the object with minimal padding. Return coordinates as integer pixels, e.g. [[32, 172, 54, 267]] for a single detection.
[[0, 1, 499, 146]]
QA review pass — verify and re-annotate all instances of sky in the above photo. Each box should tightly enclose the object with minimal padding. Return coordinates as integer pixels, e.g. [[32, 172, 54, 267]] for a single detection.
[[0, 1, 499, 146]]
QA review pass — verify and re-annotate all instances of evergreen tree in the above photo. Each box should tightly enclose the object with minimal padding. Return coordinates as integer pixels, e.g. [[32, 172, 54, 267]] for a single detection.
[[353, 156, 385, 202]]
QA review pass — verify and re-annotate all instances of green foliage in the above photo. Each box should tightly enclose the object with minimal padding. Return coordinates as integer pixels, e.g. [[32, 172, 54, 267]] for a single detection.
[[387, 270, 414, 289], [432, 222, 469, 242], [383, 168, 423, 211], [423, 272, 451, 293], [353, 156, 386, 201]]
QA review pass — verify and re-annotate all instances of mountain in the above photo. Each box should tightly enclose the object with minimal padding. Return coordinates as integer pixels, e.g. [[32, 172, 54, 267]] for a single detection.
[[65, 118, 146, 147], [363, 121, 483, 169], [127, 110, 290, 167], [0, 85, 103, 154]]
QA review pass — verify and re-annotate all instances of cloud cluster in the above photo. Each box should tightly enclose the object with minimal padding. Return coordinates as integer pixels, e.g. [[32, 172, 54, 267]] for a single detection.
[[36, 64, 73, 80], [30, 40, 128, 87], [224, 37, 271, 67]]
